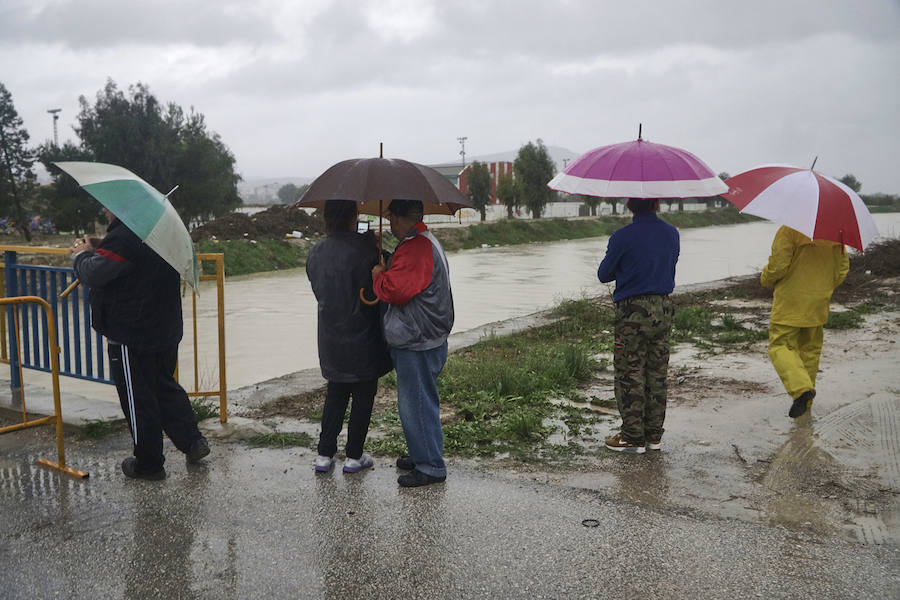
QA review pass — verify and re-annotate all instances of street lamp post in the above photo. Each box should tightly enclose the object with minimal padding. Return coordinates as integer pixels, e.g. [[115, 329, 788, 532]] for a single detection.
[[47, 109, 61, 146]]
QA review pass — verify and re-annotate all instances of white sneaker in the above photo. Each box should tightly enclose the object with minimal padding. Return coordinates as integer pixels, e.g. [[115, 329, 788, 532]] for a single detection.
[[314, 455, 334, 473], [342, 453, 374, 473]]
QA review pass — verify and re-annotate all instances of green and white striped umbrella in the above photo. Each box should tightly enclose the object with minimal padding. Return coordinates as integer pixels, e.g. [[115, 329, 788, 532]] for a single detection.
[[54, 161, 199, 292]]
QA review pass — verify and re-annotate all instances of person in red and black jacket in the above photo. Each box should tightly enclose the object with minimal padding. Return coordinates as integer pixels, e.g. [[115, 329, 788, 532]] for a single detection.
[[71, 208, 209, 480], [372, 199, 454, 487]]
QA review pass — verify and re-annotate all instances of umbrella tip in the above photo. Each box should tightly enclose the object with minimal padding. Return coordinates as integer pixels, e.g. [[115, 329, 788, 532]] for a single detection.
[[379, 142, 383, 158], [810, 156, 818, 171], [638, 123, 642, 141]]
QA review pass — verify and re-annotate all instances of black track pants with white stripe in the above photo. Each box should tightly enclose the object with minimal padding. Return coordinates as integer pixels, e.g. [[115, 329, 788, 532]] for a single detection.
[[108, 343, 201, 472]]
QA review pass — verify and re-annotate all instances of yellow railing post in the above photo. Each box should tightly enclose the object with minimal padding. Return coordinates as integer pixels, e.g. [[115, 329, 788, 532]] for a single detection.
[[216, 254, 227, 422], [190, 252, 227, 424]]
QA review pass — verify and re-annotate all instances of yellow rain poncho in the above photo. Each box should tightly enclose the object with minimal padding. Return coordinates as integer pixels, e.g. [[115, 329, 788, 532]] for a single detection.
[[761, 226, 849, 400], [761, 226, 849, 326]]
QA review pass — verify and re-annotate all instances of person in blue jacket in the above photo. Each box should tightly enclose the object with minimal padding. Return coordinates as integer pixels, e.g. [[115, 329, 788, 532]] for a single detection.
[[597, 198, 679, 454]]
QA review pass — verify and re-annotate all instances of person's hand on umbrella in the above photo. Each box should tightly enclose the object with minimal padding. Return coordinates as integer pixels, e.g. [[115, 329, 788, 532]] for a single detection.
[[371, 254, 386, 279], [70, 236, 93, 256]]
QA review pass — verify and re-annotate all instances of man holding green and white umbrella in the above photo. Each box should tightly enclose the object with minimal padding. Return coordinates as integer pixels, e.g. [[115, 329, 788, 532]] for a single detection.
[[60, 161, 208, 480]]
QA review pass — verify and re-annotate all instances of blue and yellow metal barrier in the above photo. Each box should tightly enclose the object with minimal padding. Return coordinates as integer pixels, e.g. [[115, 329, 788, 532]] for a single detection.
[[0, 246, 228, 424], [0, 295, 88, 478]]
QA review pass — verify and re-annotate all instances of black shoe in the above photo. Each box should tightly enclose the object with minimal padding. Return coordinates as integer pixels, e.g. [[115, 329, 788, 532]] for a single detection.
[[187, 437, 210, 464], [396, 455, 415, 470], [398, 469, 446, 488], [789, 390, 816, 418], [121, 457, 166, 481]]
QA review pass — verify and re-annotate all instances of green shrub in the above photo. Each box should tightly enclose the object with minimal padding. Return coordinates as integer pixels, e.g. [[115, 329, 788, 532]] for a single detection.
[[247, 432, 314, 448], [191, 399, 219, 421], [825, 310, 865, 330]]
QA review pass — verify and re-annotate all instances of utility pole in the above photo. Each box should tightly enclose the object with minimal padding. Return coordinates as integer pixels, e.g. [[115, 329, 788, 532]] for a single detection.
[[47, 109, 61, 146], [457, 136, 467, 167]]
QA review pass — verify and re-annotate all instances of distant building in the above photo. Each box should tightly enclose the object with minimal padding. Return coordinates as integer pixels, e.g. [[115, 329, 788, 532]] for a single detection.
[[428, 163, 465, 188], [457, 161, 514, 205]]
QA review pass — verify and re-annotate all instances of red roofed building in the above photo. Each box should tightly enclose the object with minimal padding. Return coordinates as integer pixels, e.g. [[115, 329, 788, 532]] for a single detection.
[[457, 161, 514, 205]]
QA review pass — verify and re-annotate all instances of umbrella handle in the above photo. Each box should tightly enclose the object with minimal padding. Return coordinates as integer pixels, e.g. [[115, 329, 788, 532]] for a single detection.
[[359, 288, 379, 306], [59, 279, 80, 299]]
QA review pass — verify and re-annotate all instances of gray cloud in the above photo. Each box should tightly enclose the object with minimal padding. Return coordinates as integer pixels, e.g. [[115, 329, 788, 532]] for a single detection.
[[0, 0, 275, 47], [2, 0, 899, 192]]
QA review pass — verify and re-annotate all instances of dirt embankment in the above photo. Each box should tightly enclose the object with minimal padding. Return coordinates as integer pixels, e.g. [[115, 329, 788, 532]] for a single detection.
[[190, 205, 325, 242]]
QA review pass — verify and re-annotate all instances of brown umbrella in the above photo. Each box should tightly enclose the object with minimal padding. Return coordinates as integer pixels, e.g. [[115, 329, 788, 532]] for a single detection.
[[296, 152, 472, 304], [295, 156, 472, 216]]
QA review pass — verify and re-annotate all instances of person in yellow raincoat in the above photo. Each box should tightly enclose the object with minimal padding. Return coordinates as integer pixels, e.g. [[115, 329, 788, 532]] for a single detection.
[[761, 226, 849, 418]]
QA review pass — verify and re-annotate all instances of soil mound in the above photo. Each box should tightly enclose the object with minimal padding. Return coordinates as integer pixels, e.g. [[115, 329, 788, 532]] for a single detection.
[[190, 205, 325, 242]]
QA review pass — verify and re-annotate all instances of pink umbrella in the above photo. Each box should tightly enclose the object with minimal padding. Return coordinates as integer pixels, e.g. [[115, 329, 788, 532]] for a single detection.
[[722, 162, 878, 251], [548, 126, 727, 199]]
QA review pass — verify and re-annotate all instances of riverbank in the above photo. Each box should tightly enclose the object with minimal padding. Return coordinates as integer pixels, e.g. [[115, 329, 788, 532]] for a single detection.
[[246, 238, 898, 461], [196, 206, 761, 277]]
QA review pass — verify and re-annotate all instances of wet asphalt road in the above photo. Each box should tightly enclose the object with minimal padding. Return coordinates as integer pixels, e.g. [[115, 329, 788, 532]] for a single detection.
[[1, 428, 898, 600]]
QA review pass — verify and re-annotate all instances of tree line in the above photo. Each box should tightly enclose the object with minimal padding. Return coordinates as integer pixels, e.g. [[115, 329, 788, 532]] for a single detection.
[[3, 79, 892, 239], [0, 80, 241, 239]]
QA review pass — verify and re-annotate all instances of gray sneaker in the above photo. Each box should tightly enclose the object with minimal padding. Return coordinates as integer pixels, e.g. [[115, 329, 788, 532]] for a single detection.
[[343, 453, 374, 473], [314, 455, 334, 473]]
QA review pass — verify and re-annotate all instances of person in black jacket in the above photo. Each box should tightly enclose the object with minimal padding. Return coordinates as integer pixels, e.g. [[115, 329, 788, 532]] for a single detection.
[[306, 200, 392, 473], [71, 209, 209, 480]]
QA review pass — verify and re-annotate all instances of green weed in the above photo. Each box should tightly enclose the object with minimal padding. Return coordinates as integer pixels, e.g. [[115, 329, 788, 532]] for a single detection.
[[825, 310, 865, 330], [247, 432, 314, 448], [673, 306, 713, 339], [77, 419, 124, 440], [502, 410, 545, 441], [191, 399, 219, 421]]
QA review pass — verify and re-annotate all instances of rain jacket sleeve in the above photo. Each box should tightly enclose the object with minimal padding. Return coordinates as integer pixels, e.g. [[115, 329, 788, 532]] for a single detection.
[[73, 236, 136, 288], [373, 234, 434, 306], [761, 226, 850, 327]]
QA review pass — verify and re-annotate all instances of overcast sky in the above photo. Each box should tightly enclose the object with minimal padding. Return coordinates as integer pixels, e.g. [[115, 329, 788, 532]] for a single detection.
[[2, 0, 899, 192]]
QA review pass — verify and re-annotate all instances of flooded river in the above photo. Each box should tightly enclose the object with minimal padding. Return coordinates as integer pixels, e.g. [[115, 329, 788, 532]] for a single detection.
[[29, 214, 900, 400], [188, 213, 899, 390]]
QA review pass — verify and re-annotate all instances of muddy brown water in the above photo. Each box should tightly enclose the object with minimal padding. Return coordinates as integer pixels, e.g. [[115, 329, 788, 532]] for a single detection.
[[187, 214, 900, 390]]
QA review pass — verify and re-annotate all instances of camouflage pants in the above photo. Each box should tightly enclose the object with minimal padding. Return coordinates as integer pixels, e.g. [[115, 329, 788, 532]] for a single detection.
[[613, 294, 674, 444]]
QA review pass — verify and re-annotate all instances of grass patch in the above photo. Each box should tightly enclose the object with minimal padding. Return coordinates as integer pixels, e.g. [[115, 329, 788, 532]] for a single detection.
[[77, 419, 124, 440], [673, 306, 714, 340], [432, 207, 757, 253], [191, 399, 220, 421], [247, 432, 314, 448], [673, 301, 768, 350], [825, 310, 865, 330], [197, 239, 310, 277], [407, 297, 613, 459]]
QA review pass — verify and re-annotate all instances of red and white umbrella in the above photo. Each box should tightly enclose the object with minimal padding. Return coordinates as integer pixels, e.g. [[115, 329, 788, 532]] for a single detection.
[[722, 164, 879, 251]]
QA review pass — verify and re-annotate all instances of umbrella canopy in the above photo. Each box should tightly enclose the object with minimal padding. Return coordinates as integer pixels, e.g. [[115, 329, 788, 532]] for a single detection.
[[296, 157, 472, 215], [54, 161, 199, 291], [548, 135, 727, 199], [722, 164, 878, 251]]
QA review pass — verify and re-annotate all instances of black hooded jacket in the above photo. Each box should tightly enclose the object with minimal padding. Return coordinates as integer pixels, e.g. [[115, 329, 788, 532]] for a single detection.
[[306, 231, 392, 382], [73, 219, 183, 351]]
